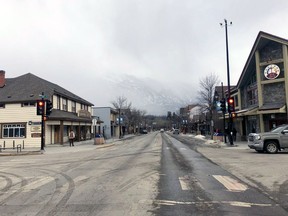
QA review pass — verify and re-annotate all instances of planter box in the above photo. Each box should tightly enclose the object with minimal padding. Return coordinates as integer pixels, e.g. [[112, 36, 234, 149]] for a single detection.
[[213, 135, 224, 142], [94, 137, 105, 145]]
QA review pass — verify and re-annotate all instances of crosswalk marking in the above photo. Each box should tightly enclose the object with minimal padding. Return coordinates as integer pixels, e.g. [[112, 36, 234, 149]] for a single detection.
[[213, 175, 248, 192], [179, 177, 191, 190], [154, 199, 275, 208]]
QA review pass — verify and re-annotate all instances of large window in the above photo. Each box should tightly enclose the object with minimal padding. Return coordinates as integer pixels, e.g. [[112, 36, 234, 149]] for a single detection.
[[246, 74, 258, 106], [247, 87, 258, 105], [2, 124, 26, 138]]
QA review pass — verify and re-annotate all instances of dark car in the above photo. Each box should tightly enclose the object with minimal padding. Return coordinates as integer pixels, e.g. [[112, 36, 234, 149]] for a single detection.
[[173, 129, 179, 134]]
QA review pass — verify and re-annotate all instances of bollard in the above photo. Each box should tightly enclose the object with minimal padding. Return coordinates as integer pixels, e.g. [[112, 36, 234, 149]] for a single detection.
[[3, 141, 5, 150], [23, 140, 25, 149], [13, 140, 15, 149], [17, 144, 22, 153]]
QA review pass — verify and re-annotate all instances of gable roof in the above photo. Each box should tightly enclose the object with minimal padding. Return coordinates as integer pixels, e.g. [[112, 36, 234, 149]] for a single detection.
[[0, 73, 93, 105], [237, 31, 288, 88]]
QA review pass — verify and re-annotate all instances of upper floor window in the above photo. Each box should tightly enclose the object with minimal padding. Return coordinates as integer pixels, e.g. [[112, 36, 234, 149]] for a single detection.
[[234, 95, 239, 107], [62, 98, 68, 111], [247, 88, 258, 106], [57, 96, 61, 109], [22, 102, 36, 107], [81, 104, 88, 110], [71, 101, 76, 113]]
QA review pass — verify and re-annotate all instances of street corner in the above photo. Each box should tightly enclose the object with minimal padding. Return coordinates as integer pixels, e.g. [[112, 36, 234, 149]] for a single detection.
[[0, 150, 42, 156], [94, 143, 115, 149]]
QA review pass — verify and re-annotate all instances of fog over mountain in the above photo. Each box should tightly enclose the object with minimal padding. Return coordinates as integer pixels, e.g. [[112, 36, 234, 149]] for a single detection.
[[90, 73, 197, 115]]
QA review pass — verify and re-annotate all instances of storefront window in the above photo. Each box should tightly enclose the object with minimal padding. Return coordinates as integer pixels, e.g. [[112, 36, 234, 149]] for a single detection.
[[2, 124, 26, 138]]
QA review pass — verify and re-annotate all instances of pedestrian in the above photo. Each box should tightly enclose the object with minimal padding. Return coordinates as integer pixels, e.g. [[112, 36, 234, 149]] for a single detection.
[[69, 129, 75, 147], [232, 127, 237, 141]]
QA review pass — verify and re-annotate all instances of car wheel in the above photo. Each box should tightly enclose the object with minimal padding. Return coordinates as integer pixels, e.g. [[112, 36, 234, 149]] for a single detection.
[[265, 141, 278, 154]]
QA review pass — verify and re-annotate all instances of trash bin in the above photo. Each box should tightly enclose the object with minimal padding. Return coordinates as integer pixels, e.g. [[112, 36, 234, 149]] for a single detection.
[[94, 134, 105, 145]]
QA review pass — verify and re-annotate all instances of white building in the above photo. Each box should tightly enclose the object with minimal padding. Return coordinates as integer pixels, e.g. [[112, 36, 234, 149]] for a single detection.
[[92, 107, 119, 139], [0, 71, 93, 148]]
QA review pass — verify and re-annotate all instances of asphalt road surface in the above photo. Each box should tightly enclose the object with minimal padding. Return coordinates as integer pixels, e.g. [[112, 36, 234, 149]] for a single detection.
[[0, 132, 287, 215]]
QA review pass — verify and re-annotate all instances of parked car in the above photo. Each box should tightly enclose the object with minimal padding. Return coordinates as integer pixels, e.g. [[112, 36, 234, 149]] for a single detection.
[[248, 124, 288, 153], [173, 129, 179, 134], [141, 129, 148, 134]]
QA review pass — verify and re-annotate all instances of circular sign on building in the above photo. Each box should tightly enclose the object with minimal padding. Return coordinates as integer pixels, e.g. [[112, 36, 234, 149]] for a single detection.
[[264, 64, 280, 80]]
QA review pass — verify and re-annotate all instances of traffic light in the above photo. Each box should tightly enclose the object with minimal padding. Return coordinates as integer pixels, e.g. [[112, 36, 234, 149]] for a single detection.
[[220, 99, 226, 113], [227, 97, 235, 113], [46, 100, 53, 116], [36, 100, 45, 115], [231, 112, 237, 118]]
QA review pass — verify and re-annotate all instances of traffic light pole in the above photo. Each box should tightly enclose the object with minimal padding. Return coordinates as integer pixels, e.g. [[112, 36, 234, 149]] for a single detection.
[[40, 92, 45, 152], [41, 107, 45, 151], [221, 83, 227, 143]]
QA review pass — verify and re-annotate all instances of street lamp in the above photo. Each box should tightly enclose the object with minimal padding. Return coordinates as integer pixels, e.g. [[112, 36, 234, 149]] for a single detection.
[[118, 108, 121, 139], [220, 19, 233, 145]]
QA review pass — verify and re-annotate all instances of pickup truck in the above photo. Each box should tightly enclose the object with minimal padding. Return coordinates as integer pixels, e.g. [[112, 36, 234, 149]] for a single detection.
[[248, 124, 288, 154]]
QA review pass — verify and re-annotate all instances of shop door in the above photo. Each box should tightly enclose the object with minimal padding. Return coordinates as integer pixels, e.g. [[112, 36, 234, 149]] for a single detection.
[[54, 125, 60, 144]]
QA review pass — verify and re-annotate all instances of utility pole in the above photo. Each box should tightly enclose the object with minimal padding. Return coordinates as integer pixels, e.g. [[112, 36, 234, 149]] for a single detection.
[[220, 19, 233, 145]]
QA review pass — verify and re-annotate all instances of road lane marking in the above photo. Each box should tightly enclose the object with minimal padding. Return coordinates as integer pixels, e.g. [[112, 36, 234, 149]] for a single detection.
[[154, 199, 276, 208], [22, 176, 54, 191], [213, 175, 248, 192]]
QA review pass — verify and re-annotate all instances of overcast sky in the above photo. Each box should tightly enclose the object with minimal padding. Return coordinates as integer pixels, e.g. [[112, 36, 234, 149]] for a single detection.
[[1, 0, 288, 111]]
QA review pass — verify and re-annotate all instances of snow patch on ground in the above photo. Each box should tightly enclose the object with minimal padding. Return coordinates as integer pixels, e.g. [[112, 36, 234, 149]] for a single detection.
[[194, 135, 206, 139]]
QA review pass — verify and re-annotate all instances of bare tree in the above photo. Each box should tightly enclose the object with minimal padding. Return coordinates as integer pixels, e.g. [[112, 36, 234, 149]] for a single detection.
[[111, 96, 132, 110], [127, 108, 147, 133], [197, 73, 219, 138], [111, 96, 132, 138]]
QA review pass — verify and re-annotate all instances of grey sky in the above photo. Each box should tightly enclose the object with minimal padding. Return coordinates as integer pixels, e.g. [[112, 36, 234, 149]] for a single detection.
[[1, 0, 288, 112]]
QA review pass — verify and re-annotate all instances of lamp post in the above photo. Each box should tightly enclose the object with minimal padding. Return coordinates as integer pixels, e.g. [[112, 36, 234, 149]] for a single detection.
[[118, 108, 121, 139], [220, 19, 233, 145]]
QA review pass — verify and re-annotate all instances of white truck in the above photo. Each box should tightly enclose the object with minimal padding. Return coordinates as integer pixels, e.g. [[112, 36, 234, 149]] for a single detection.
[[248, 124, 288, 154]]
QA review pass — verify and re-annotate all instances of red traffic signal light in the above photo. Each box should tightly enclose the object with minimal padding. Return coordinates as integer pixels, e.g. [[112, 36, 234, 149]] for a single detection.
[[228, 98, 234, 104], [37, 100, 45, 115], [227, 97, 235, 113]]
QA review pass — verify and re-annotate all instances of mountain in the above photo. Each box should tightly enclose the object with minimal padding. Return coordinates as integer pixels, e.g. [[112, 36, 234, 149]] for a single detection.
[[90, 73, 197, 115]]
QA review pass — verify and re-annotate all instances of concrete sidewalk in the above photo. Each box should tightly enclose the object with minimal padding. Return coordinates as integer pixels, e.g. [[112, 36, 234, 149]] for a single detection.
[[182, 133, 249, 149], [0, 134, 136, 156]]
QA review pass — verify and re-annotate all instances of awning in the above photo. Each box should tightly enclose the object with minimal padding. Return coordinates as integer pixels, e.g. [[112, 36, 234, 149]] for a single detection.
[[236, 106, 258, 117], [257, 103, 286, 114]]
